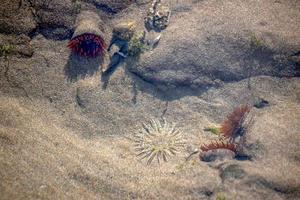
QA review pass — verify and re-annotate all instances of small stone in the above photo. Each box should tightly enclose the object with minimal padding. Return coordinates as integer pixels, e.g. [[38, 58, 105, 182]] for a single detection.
[[145, 31, 161, 48], [254, 98, 269, 109], [113, 21, 136, 41], [108, 44, 121, 57], [200, 149, 236, 162], [16, 45, 34, 57]]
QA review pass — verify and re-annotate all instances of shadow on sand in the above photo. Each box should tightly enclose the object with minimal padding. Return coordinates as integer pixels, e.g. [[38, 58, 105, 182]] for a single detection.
[[64, 53, 103, 82]]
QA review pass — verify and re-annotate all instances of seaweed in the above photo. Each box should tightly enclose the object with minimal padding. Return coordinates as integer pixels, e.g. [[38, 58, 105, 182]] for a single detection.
[[216, 194, 226, 200], [128, 32, 149, 57], [204, 126, 220, 135], [0, 44, 15, 57]]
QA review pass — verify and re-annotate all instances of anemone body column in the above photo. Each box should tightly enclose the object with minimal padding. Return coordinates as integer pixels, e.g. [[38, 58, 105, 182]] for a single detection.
[[68, 11, 108, 58]]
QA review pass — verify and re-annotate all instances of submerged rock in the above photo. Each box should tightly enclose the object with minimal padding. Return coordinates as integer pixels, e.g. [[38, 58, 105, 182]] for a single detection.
[[200, 149, 236, 162], [253, 98, 269, 109]]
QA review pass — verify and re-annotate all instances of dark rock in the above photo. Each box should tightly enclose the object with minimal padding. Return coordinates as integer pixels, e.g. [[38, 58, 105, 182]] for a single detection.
[[32, 0, 77, 39], [36, 10, 75, 32], [289, 51, 300, 68], [39, 27, 73, 40], [0, 0, 37, 34], [85, 0, 133, 14], [200, 149, 236, 162], [187, 187, 213, 197], [75, 88, 86, 108], [253, 98, 269, 109]]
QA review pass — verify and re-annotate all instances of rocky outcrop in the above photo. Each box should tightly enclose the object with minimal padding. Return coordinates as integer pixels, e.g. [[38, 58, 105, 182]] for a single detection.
[[128, 0, 300, 92], [0, 0, 37, 34]]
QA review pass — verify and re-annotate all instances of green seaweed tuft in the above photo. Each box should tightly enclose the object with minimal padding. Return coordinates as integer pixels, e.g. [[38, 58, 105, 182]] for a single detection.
[[0, 44, 15, 57], [216, 194, 226, 200], [204, 126, 220, 135], [250, 33, 264, 49], [128, 32, 149, 57]]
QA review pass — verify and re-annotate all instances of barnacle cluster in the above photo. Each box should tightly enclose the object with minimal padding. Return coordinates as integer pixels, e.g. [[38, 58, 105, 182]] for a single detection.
[[145, 0, 171, 31], [134, 119, 185, 165]]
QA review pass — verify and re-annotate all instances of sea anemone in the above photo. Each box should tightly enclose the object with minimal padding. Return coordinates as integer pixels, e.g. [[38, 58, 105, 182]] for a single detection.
[[134, 118, 185, 165], [220, 105, 251, 139], [197, 105, 253, 162], [199, 140, 237, 162], [68, 33, 107, 57], [68, 11, 107, 57], [200, 140, 237, 153]]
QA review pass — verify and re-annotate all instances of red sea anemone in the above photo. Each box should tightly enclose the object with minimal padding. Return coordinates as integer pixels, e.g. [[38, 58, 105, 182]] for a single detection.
[[68, 33, 107, 57], [69, 11, 107, 58]]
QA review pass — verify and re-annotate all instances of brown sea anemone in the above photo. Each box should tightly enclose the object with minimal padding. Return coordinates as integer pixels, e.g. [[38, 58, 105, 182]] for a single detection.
[[197, 105, 253, 162], [200, 140, 237, 153], [220, 105, 251, 139], [199, 140, 237, 161]]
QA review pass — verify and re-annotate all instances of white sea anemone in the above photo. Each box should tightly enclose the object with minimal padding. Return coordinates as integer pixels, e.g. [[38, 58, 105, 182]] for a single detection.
[[134, 118, 185, 165]]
